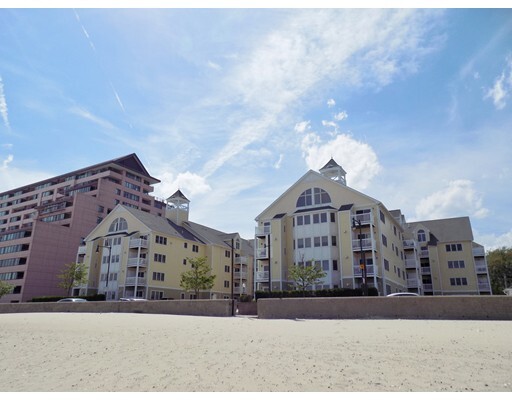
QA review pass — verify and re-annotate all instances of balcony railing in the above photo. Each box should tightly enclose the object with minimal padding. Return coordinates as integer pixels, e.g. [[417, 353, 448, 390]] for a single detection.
[[256, 248, 268, 259], [421, 267, 431, 275], [403, 239, 416, 249], [419, 250, 429, 258], [255, 271, 269, 281], [235, 256, 248, 265], [127, 257, 148, 267], [77, 245, 87, 254], [255, 226, 271, 236], [478, 282, 491, 291], [423, 283, 433, 291], [407, 278, 420, 288], [234, 271, 248, 280], [472, 247, 485, 257], [353, 265, 375, 276], [352, 212, 372, 225], [125, 277, 147, 286], [351, 238, 375, 251], [129, 238, 148, 248], [404, 259, 417, 268], [476, 266, 488, 274]]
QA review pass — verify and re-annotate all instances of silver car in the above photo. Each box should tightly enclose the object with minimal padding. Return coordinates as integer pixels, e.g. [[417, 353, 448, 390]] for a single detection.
[[386, 292, 420, 297], [57, 298, 88, 302]]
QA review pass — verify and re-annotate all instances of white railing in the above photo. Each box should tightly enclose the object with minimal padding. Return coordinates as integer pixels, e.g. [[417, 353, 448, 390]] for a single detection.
[[351, 238, 375, 250], [404, 259, 417, 268], [478, 282, 491, 291], [352, 212, 372, 224], [129, 238, 148, 248], [256, 248, 268, 259], [476, 266, 488, 274], [234, 271, 248, 280], [255, 271, 269, 281], [353, 265, 375, 276], [235, 256, 248, 264], [472, 247, 485, 257], [77, 245, 87, 254], [255, 226, 271, 236], [419, 250, 429, 258], [125, 277, 147, 286], [407, 279, 419, 288], [403, 240, 416, 249], [421, 267, 431, 275], [423, 284, 433, 291], [127, 257, 148, 267]]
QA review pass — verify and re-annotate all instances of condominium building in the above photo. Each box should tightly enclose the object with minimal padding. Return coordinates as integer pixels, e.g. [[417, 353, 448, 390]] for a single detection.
[[0, 154, 166, 303], [254, 158, 491, 296], [75, 190, 253, 300]]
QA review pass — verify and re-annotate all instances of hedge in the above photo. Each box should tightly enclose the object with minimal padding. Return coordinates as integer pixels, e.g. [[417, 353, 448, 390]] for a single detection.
[[255, 287, 379, 300], [31, 294, 106, 302]]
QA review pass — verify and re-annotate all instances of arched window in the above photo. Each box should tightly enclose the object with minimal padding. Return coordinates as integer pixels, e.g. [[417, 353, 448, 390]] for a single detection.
[[296, 188, 331, 208], [109, 217, 128, 233], [417, 229, 426, 242]]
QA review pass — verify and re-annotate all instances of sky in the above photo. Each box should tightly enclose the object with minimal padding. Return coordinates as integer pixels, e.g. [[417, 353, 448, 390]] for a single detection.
[[1, 6, 512, 250]]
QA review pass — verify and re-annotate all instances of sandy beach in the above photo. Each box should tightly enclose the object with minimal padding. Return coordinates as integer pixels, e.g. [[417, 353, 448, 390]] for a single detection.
[[0, 312, 511, 392]]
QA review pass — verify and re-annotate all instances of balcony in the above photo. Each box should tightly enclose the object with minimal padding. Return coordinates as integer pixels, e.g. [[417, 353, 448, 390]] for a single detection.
[[404, 259, 417, 268], [127, 257, 148, 267], [235, 256, 248, 265], [418, 250, 429, 258], [403, 239, 416, 249], [255, 271, 269, 281], [129, 238, 148, 248], [421, 267, 431, 275], [234, 271, 248, 280], [353, 265, 375, 276], [77, 245, 87, 254], [475, 260, 487, 273], [478, 282, 491, 291], [423, 283, 433, 291], [256, 248, 269, 259], [472, 247, 485, 257], [352, 212, 372, 225], [125, 277, 147, 286], [255, 226, 271, 236], [407, 278, 420, 288], [351, 238, 375, 251]]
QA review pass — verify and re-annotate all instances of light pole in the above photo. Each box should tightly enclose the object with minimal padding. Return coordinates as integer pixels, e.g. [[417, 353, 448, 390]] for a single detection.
[[352, 217, 368, 296], [96, 243, 112, 290]]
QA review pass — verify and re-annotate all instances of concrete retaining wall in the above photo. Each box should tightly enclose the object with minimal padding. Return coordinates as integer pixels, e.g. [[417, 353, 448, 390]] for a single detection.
[[257, 296, 512, 320], [0, 299, 233, 317]]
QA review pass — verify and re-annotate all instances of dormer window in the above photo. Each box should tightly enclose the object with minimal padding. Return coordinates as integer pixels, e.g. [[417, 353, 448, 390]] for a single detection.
[[417, 229, 426, 242], [296, 188, 331, 208], [109, 217, 128, 233]]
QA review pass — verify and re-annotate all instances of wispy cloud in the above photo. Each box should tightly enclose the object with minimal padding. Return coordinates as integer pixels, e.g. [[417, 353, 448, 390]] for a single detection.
[[1, 154, 13, 169], [485, 56, 512, 110], [197, 9, 443, 177], [69, 106, 117, 131], [0, 76, 10, 130]]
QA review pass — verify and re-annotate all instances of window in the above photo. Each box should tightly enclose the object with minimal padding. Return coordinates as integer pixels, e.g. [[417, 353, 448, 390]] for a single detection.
[[333, 260, 338, 271], [384, 259, 390, 271], [304, 238, 311, 248], [192, 244, 199, 253], [184, 243, 188, 249], [314, 237, 321, 247], [448, 260, 465, 269], [156, 235, 167, 245], [417, 230, 426, 242], [297, 238, 304, 249], [152, 272, 165, 281], [330, 213, 336, 223], [313, 214, 320, 224], [380, 210, 385, 224], [321, 236, 328, 247], [297, 216, 303, 226], [382, 234, 388, 247], [150, 291, 164, 300], [224, 280, 230, 288], [321, 213, 327, 223], [446, 244, 463, 252], [304, 215, 311, 225], [124, 181, 141, 192], [225, 250, 231, 258], [331, 236, 337, 246], [183, 259, 187, 265], [154, 253, 166, 263], [296, 188, 331, 208], [123, 191, 140, 202], [108, 218, 128, 233], [322, 260, 329, 271], [450, 277, 468, 286], [225, 265, 230, 273]]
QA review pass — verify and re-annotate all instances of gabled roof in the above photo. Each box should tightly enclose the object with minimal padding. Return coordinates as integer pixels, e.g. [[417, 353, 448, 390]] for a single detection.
[[167, 189, 190, 203], [320, 158, 346, 173], [405, 217, 474, 243]]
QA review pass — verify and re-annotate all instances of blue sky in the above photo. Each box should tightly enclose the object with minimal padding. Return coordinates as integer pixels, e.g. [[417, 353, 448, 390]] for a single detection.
[[1, 7, 511, 250]]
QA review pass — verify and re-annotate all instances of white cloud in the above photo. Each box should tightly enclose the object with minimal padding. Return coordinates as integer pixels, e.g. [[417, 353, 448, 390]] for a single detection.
[[301, 131, 381, 190], [321, 120, 337, 129], [414, 179, 489, 221], [294, 120, 310, 133], [334, 111, 348, 121], [274, 154, 284, 169], [485, 57, 512, 110], [0, 76, 10, 130], [155, 170, 211, 199], [474, 229, 512, 251], [1, 154, 13, 169], [327, 98, 336, 107], [207, 60, 221, 70]]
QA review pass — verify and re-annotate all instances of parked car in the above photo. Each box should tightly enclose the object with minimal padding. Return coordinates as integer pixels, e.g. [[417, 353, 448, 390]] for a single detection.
[[57, 298, 88, 302], [386, 292, 420, 297], [119, 298, 147, 301]]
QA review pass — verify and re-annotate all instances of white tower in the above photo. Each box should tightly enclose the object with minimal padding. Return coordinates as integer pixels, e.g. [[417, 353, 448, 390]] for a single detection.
[[319, 158, 347, 186], [165, 189, 190, 225]]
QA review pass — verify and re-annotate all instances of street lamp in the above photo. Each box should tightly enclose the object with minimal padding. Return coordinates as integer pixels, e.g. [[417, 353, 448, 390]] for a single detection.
[[352, 217, 368, 296], [96, 243, 112, 289]]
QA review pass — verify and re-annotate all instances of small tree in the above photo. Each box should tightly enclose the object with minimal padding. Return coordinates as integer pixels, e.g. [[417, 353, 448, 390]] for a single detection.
[[0, 280, 14, 299], [288, 262, 327, 297], [487, 247, 512, 294], [57, 262, 88, 296], [180, 256, 216, 298]]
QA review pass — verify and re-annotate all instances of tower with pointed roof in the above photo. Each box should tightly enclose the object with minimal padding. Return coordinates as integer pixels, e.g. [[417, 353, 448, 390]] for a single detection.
[[319, 158, 347, 186], [165, 189, 190, 225]]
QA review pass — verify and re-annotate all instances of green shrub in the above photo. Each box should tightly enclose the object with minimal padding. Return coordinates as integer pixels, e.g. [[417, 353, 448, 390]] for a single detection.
[[255, 287, 378, 300]]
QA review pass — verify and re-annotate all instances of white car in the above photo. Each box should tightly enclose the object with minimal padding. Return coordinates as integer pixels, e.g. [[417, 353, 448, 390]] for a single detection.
[[386, 292, 420, 297], [57, 298, 88, 302], [119, 297, 147, 301]]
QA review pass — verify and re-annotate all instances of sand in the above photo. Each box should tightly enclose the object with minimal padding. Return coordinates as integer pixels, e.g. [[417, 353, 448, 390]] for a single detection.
[[0, 312, 511, 392]]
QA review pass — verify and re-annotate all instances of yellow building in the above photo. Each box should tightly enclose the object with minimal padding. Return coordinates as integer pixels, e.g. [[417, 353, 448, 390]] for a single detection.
[[76, 190, 253, 300], [254, 159, 491, 296]]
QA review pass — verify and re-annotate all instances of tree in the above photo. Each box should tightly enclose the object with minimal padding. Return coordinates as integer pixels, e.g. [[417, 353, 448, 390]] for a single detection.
[[180, 256, 216, 298], [288, 262, 327, 297], [486, 247, 512, 295], [0, 280, 13, 299], [57, 262, 88, 296]]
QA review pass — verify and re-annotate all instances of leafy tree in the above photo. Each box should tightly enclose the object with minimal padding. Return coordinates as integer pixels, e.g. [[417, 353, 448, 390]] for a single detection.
[[180, 256, 216, 298], [0, 280, 14, 299], [288, 262, 327, 297], [57, 262, 88, 296], [486, 247, 512, 295]]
